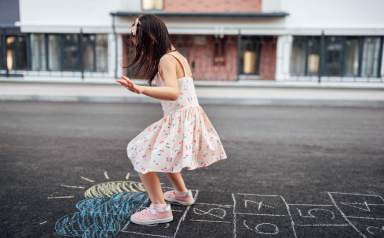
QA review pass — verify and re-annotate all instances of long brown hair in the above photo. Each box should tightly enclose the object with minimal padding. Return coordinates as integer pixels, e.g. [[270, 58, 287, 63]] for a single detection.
[[125, 14, 174, 86]]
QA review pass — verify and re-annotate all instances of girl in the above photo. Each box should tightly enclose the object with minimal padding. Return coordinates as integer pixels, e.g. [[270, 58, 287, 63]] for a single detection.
[[116, 14, 227, 225]]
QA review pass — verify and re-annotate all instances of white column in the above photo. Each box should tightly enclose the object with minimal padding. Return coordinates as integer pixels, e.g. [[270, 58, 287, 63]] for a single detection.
[[275, 34, 293, 81], [108, 33, 115, 78], [116, 34, 123, 78], [381, 38, 384, 80]]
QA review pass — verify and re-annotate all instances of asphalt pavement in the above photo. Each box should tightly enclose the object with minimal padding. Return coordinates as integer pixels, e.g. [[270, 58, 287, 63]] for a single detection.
[[0, 101, 383, 238]]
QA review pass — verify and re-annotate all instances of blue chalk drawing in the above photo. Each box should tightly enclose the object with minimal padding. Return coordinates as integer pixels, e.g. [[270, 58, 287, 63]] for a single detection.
[[55, 191, 149, 238]]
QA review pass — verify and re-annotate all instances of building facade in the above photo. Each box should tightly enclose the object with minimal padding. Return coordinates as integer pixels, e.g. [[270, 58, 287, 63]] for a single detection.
[[1, 0, 383, 83]]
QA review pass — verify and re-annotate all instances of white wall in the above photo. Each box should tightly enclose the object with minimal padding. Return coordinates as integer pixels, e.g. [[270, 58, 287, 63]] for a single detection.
[[262, 0, 282, 12], [18, 0, 124, 33], [281, 0, 384, 35]]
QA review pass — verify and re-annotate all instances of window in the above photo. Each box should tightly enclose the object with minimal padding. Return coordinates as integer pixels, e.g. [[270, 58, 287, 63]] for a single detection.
[[361, 37, 381, 77], [290, 37, 306, 76], [31, 34, 46, 71], [95, 34, 108, 72], [48, 35, 61, 71], [142, 0, 163, 10], [5, 35, 27, 70], [307, 37, 320, 76], [324, 36, 343, 76], [30, 33, 108, 72], [0, 34, 4, 70], [344, 37, 360, 77], [82, 34, 96, 71], [290, 35, 382, 78], [61, 34, 79, 71], [240, 36, 260, 75]]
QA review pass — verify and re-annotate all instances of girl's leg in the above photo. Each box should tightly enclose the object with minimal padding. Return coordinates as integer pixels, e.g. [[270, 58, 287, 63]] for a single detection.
[[164, 172, 188, 192], [138, 172, 166, 204]]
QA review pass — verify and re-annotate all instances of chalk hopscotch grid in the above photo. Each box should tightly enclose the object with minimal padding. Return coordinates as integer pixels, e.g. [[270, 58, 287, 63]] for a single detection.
[[120, 190, 384, 238]]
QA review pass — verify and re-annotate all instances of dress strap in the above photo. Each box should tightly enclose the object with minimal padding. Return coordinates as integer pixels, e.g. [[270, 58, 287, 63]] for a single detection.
[[164, 51, 187, 78]]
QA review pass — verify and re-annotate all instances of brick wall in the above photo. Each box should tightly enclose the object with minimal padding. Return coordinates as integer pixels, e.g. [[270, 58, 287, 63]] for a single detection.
[[259, 38, 277, 80], [188, 36, 237, 81], [164, 0, 261, 12]]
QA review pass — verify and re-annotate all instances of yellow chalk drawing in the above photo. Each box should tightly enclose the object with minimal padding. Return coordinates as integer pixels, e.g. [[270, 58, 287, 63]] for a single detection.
[[84, 180, 146, 198]]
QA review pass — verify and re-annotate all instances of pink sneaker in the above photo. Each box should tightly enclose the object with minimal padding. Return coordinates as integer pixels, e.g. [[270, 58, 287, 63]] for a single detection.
[[130, 203, 173, 225], [164, 189, 195, 206]]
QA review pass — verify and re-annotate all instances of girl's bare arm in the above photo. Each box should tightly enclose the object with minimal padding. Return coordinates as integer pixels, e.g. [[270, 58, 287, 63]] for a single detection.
[[140, 55, 181, 101]]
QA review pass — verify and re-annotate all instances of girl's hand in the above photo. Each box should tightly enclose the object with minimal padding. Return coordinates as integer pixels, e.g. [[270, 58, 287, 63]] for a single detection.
[[116, 75, 145, 94]]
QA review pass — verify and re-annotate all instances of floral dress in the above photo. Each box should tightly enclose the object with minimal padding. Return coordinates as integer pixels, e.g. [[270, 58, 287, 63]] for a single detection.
[[127, 52, 227, 174]]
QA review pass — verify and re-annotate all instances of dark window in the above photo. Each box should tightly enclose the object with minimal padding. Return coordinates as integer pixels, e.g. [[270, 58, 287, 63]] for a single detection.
[[0, 34, 4, 70], [324, 36, 343, 76], [61, 34, 79, 71]]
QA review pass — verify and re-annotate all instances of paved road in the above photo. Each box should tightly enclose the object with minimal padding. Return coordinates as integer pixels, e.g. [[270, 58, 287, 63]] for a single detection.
[[0, 101, 383, 238]]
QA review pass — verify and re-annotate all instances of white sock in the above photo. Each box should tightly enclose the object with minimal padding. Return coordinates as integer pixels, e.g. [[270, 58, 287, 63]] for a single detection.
[[151, 202, 168, 211], [175, 189, 190, 196]]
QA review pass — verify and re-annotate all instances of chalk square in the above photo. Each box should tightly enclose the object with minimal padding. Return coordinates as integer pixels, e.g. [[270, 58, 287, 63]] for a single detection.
[[289, 204, 348, 226], [295, 225, 363, 238], [347, 217, 384, 237], [234, 193, 289, 216], [176, 206, 234, 238], [185, 203, 233, 223], [328, 192, 384, 219], [192, 190, 234, 205], [236, 213, 296, 238]]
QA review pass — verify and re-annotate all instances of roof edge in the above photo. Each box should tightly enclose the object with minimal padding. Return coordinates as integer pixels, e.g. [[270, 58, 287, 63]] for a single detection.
[[110, 11, 289, 18]]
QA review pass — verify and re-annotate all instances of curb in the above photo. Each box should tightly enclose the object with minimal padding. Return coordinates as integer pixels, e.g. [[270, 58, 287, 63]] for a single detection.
[[1, 95, 384, 108]]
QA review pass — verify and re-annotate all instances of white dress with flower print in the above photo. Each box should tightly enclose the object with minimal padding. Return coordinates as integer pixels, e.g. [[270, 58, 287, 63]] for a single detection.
[[127, 54, 227, 174]]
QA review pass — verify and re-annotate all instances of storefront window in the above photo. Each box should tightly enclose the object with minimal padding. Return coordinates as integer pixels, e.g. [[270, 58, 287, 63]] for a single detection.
[[324, 36, 343, 76], [0, 34, 4, 70], [240, 36, 260, 75], [290, 37, 306, 76], [95, 34, 108, 72], [31, 34, 46, 71], [6, 35, 27, 70], [344, 37, 360, 77], [61, 34, 79, 71], [307, 37, 320, 76], [82, 34, 96, 72], [290, 35, 382, 78], [48, 35, 61, 71], [362, 37, 381, 77], [42, 33, 108, 72]]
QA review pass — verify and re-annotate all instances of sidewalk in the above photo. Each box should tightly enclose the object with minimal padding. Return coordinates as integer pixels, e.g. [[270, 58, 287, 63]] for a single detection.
[[1, 78, 384, 107]]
